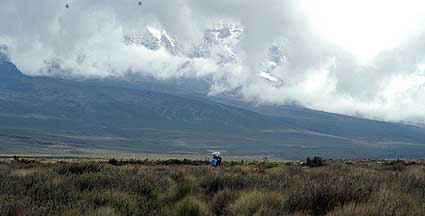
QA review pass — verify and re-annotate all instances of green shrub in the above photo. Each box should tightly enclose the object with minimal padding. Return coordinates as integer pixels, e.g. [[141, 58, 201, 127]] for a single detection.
[[0, 198, 29, 216], [284, 168, 374, 215], [370, 189, 423, 216], [108, 158, 119, 166], [56, 162, 103, 175], [160, 182, 192, 205], [398, 167, 425, 199], [228, 191, 284, 216], [212, 189, 238, 215], [199, 174, 249, 194], [173, 196, 212, 216], [327, 189, 425, 216], [326, 203, 380, 216], [303, 157, 324, 168], [86, 207, 118, 216]]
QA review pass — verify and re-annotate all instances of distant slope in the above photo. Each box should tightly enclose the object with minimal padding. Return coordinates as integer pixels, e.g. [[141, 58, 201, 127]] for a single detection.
[[213, 96, 425, 143], [1, 61, 425, 159], [0, 62, 280, 133]]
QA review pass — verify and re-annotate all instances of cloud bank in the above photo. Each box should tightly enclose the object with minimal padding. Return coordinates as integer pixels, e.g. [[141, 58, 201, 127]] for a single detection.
[[1, 0, 425, 123]]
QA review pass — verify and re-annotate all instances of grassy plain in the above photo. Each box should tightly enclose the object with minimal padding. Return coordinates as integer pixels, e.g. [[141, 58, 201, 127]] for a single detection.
[[1, 157, 425, 215]]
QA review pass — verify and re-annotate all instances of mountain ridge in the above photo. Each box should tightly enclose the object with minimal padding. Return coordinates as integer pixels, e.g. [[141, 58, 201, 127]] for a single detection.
[[1, 61, 425, 159]]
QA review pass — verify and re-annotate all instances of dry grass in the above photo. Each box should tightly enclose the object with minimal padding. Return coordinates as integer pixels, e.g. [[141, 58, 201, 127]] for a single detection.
[[12, 167, 47, 177], [0, 159, 425, 215]]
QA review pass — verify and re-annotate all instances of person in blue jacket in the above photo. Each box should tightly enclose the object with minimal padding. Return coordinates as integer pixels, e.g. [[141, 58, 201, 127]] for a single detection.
[[211, 152, 222, 167]]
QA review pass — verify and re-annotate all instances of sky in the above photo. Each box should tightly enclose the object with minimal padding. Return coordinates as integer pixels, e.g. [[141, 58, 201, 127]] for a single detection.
[[0, 0, 425, 123]]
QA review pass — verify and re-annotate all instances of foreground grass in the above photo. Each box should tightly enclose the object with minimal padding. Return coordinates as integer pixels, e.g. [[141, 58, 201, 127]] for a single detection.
[[1, 158, 425, 215]]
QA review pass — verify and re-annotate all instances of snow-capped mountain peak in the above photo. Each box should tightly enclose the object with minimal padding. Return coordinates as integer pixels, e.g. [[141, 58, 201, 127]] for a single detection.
[[146, 26, 162, 41], [259, 71, 279, 82], [124, 26, 179, 55], [162, 31, 175, 48], [122, 24, 286, 83], [192, 23, 243, 63], [257, 44, 287, 83]]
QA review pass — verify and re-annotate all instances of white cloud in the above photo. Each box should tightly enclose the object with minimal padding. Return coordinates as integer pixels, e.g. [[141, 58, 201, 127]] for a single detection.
[[1, 0, 425, 123], [301, 0, 425, 61]]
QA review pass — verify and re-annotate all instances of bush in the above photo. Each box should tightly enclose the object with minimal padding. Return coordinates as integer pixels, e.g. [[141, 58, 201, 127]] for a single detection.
[[327, 189, 425, 216], [228, 191, 284, 216], [399, 167, 425, 199], [211, 189, 238, 215], [326, 203, 380, 216], [303, 157, 324, 168], [173, 196, 212, 216], [382, 159, 407, 171], [199, 174, 250, 194], [160, 182, 192, 205], [371, 189, 423, 216], [56, 162, 103, 175], [284, 168, 374, 215], [86, 207, 118, 216], [108, 158, 119, 166], [0, 198, 28, 216]]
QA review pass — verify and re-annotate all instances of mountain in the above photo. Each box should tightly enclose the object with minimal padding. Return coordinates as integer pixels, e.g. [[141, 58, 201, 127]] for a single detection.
[[123, 24, 282, 82], [192, 24, 242, 62], [124, 26, 180, 55], [1, 61, 425, 159]]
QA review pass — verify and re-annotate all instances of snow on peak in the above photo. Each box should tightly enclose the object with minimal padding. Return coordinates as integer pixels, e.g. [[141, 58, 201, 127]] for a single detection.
[[146, 26, 162, 41], [123, 26, 179, 55], [191, 23, 243, 63], [162, 31, 175, 48], [259, 71, 279, 82], [257, 44, 287, 83], [122, 23, 287, 84], [204, 24, 243, 45]]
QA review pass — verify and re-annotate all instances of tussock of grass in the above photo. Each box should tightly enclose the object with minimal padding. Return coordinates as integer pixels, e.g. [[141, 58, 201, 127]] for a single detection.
[[212, 189, 238, 215], [327, 189, 422, 216], [173, 196, 212, 216], [228, 191, 284, 216]]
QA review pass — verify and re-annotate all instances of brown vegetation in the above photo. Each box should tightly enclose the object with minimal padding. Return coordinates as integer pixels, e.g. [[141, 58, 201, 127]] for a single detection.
[[1, 158, 425, 215]]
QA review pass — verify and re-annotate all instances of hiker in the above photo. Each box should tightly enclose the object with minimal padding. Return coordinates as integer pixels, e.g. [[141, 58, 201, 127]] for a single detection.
[[211, 152, 222, 167]]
